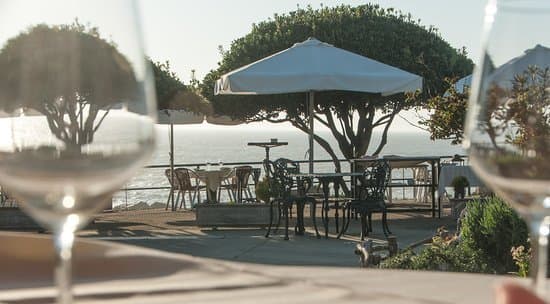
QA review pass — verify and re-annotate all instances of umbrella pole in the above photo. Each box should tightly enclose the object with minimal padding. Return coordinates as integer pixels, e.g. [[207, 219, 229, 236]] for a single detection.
[[308, 91, 314, 174], [170, 123, 175, 211]]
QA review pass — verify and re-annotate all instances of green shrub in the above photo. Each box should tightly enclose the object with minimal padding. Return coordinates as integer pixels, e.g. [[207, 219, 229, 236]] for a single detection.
[[382, 196, 528, 274], [255, 177, 271, 203], [511, 245, 531, 277], [380, 249, 416, 270], [381, 237, 490, 273], [450, 175, 470, 189], [255, 177, 283, 203], [460, 196, 529, 274]]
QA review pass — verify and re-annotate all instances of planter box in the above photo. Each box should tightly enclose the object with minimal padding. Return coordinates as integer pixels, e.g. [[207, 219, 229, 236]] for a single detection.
[[0, 208, 41, 230], [195, 203, 275, 228]]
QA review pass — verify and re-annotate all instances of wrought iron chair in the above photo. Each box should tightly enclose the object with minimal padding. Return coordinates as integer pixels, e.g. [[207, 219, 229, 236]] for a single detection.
[[344, 160, 392, 240], [165, 168, 202, 210], [264, 158, 318, 240], [218, 165, 254, 203]]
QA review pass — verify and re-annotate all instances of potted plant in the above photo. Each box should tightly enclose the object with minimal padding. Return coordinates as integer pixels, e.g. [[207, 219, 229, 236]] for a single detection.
[[451, 176, 469, 199], [255, 177, 272, 203]]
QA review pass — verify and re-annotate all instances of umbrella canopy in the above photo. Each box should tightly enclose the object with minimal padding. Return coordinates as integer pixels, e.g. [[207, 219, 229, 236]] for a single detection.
[[215, 37, 422, 172], [215, 37, 422, 96], [488, 44, 550, 88], [454, 74, 472, 94]]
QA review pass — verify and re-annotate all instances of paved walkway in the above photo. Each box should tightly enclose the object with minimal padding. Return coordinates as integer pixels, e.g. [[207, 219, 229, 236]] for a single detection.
[[78, 208, 456, 267]]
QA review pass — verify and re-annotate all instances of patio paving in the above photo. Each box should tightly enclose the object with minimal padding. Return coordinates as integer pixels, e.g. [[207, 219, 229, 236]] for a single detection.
[[78, 207, 456, 267]]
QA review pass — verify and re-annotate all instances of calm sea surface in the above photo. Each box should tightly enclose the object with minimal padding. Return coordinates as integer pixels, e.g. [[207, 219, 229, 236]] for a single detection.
[[113, 125, 465, 208]]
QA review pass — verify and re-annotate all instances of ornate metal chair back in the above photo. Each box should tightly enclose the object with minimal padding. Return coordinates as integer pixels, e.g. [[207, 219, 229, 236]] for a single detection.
[[358, 160, 391, 202], [264, 158, 298, 199]]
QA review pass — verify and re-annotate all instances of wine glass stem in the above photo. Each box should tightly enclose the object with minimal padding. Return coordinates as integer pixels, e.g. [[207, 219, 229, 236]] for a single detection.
[[531, 215, 550, 298], [53, 228, 75, 304]]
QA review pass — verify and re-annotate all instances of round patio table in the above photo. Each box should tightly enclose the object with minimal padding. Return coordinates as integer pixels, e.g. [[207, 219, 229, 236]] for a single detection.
[[195, 167, 232, 203], [247, 140, 288, 176], [0, 232, 536, 304]]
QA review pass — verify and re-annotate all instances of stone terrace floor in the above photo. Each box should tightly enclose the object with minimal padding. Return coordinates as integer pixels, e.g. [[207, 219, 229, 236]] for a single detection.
[[77, 205, 457, 267]]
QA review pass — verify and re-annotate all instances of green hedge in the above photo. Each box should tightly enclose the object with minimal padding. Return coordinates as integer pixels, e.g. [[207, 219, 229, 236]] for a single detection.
[[381, 237, 489, 273], [382, 196, 529, 274], [460, 196, 529, 273]]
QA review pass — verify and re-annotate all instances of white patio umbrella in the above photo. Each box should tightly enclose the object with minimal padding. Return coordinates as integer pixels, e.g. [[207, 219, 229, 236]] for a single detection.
[[157, 91, 241, 210], [454, 74, 472, 94], [447, 46, 550, 97], [215, 37, 422, 173], [488, 44, 550, 88]]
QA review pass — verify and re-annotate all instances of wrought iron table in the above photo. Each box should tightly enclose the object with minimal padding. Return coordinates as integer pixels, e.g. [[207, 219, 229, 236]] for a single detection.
[[291, 172, 365, 239], [247, 140, 288, 177]]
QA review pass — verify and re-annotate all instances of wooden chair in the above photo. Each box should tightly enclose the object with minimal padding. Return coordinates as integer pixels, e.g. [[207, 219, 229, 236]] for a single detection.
[[218, 166, 254, 203], [165, 168, 202, 210]]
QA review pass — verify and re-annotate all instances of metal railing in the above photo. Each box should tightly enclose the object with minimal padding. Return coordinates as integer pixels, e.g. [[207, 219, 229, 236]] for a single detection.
[[113, 155, 469, 209], [1, 155, 470, 211]]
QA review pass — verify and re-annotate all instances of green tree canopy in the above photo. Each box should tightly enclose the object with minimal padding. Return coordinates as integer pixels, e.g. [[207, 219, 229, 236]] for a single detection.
[[0, 22, 137, 152], [200, 4, 473, 170], [420, 78, 469, 144], [153, 60, 211, 114]]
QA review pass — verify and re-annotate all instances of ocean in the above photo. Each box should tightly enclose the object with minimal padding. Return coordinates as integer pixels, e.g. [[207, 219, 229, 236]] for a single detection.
[[113, 124, 465, 208]]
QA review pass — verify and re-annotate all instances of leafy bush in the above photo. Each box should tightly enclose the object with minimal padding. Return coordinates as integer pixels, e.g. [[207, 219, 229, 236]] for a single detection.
[[255, 177, 271, 203], [381, 237, 489, 273], [511, 245, 531, 277], [460, 197, 529, 274], [380, 249, 416, 270], [382, 196, 528, 274], [451, 175, 469, 189]]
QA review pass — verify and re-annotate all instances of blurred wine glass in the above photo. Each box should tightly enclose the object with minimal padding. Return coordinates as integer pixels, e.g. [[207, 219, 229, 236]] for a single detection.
[[465, 0, 550, 297], [0, 1, 156, 303]]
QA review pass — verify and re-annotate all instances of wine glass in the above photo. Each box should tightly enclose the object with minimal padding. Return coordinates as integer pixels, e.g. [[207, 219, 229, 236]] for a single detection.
[[464, 0, 550, 297], [0, 1, 156, 303]]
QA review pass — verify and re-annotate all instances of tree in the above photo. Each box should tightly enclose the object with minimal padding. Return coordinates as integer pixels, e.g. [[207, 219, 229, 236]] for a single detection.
[[0, 22, 137, 153], [423, 66, 550, 154], [485, 66, 550, 154], [420, 78, 469, 144], [153, 60, 211, 114], [200, 4, 473, 171]]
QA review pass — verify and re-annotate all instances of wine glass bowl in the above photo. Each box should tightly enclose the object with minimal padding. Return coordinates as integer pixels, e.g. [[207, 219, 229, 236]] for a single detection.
[[0, 1, 155, 303], [465, 0, 550, 296]]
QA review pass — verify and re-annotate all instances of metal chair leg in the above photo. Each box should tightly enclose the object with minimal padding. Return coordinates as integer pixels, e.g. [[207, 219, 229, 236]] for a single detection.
[[382, 210, 392, 236], [165, 191, 173, 210], [274, 200, 282, 234], [337, 203, 351, 239], [360, 213, 368, 241], [175, 191, 182, 210], [186, 190, 193, 209], [283, 203, 290, 240], [265, 199, 276, 238], [310, 199, 321, 238]]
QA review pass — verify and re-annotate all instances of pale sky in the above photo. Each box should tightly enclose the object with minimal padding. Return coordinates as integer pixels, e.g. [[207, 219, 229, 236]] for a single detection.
[[0, 1, 488, 133], [139, 0, 487, 84], [138, 0, 487, 132]]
